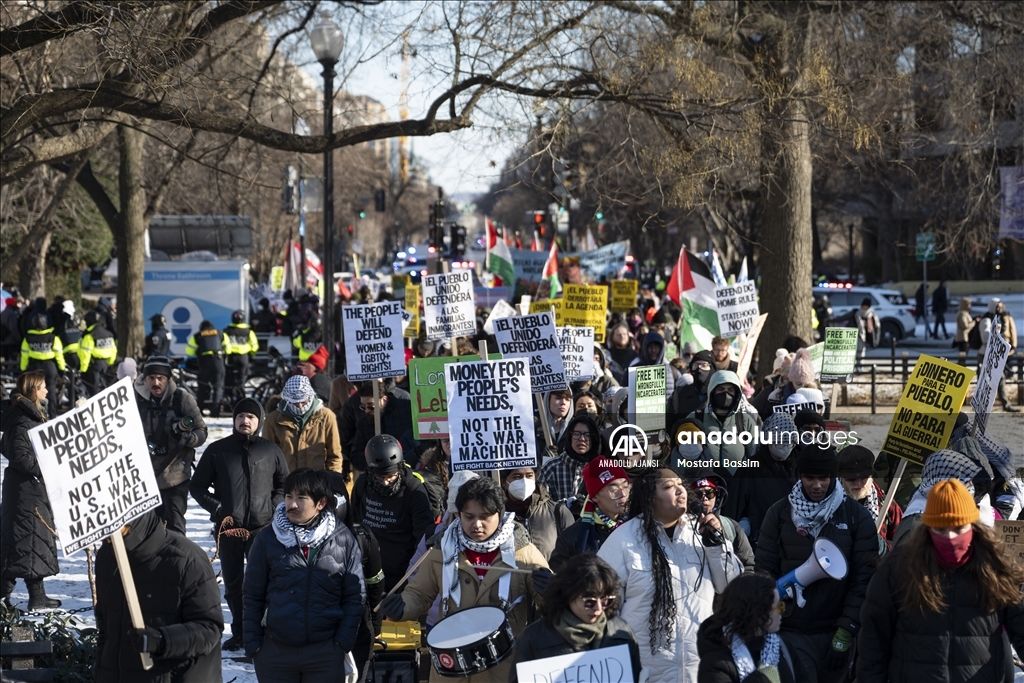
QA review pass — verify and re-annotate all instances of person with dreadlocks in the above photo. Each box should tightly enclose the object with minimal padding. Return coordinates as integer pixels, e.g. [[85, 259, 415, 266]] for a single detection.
[[598, 468, 743, 683]]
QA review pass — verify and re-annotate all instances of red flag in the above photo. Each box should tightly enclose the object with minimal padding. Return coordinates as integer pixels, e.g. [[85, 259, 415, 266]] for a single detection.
[[665, 245, 688, 306], [540, 239, 561, 297], [530, 232, 541, 251]]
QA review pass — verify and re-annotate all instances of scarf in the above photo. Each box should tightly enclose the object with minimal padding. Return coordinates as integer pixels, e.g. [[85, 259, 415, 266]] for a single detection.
[[440, 512, 517, 612], [555, 611, 606, 649], [730, 631, 781, 683], [850, 480, 880, 521], [788, 480, 845, 539], [271, 502, 335, 550], [367, 472, 403, 497], [278, 396, 321, 434], [581, 497, 620, 530]]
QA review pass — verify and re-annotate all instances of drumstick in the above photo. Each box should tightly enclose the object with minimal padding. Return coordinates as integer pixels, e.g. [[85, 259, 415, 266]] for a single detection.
[[374, 550, 432, 614], [469, 565, 543, 575]]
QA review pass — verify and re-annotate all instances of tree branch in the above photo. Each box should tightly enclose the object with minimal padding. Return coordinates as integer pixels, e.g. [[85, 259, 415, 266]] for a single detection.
[[1, 115, 123, 181]]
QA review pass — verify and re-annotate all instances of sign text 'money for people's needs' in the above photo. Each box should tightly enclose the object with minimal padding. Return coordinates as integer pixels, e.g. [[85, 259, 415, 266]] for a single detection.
[[29, 378, 160, 556], [445, 358, 537, 472], [557, 326, 595, 382], [342, 301, 407, 381], [493, 311, 567, 393], [715, 281, 759, 337], [422, 271, 476, 340]]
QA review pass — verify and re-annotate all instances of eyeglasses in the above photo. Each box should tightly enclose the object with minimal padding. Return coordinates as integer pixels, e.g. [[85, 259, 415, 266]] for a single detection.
[[571, 431, 592, 442], [695, 488, 717, 500], [604, 482, 631, 498], [579, 596, 616, 610], [359, 403, 375, 413], [771, 601, 786, 615]]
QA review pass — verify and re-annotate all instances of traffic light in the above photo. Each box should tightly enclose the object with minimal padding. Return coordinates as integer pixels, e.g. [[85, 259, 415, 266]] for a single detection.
[[282, 166, 299, 214], [358, 210, 366, 219], [450, 224, 467, 258], [347, 225, 354, 235], [374, 189, 386, 212], [595, 211, 603, 221]]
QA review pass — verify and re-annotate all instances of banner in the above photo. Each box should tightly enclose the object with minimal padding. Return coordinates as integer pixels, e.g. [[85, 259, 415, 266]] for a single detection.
[[820, 328, 858, 383], [557, 326, 595, 382], [562, 284, 609, 343], [515, 644, 633, 683], [483, 299, 518, 336], [577, 241, 630, 280], [446, 358, 537, 471], [410, 355, 496, 439], [493, 312, 567, 393], [735, 313, 767, 382], [998, 167, 1024, 240], [422, 271, 476, 340], [610, 280, 638, 313], [30, 378, 161, 556], [971, 328, 1012, 436], [715, 281, 759, 337], [341, 301, 406, 381], [883, 354, 975, 465], [628, 365, 666, 432], [403, 284, 420, 339]]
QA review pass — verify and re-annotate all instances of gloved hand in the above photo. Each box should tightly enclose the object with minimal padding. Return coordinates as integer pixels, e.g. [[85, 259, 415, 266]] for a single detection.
[[380, 593, 405, 621], [822, 627, 853, 670], [128, 627, 164, 655], [531, 567, 554, 595]]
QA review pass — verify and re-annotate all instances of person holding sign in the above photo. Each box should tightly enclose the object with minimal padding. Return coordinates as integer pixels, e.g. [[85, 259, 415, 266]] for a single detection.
[[0, 371, 61, 610], [858, 479, 1024, 683], [629, 331, 676, 398], [509, 553, 643, 683]]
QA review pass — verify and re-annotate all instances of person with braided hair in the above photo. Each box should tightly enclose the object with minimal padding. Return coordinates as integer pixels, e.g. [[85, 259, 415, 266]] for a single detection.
[[598, 468, 743, 683]]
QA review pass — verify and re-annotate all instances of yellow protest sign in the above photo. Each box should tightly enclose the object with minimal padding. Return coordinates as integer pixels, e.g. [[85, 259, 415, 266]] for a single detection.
[[530, 299, 563, 325], [562, 284, 608, 343], [403, 284, 421, 339], [882, 354, 975, 466], [611, 280, 638, 313], [270, 266, 284, 292]]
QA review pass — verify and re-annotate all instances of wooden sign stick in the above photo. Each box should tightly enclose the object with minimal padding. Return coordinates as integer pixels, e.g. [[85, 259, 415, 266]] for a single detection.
[[876, 459, 907, 534], [111, 532, 154, 670], [372, 379, 382, 436]]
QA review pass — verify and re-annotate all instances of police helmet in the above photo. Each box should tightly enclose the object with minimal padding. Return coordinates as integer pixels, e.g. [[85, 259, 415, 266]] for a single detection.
[[231, 310, 245, 324], [365, 434, 404, 475]]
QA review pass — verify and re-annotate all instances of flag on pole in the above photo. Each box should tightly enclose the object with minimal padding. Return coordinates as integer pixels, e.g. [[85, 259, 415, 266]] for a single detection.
[[710, 250, 729, 287], [665, 246, 719, 349], [541, 239, 561, 297], [737, 257, 748, 283], [485, 218, 515, 287]]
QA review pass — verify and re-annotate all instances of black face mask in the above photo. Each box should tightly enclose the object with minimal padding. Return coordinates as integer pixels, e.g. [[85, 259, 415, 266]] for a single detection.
[[694, 367, 712, 387], [712, 390, 736, 411]]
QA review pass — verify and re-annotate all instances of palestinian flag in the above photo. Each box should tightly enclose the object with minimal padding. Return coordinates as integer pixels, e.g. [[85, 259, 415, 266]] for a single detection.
[[541, 239, 561, 297], [485, 218, 515, 287], [665, 246, 719, 349]]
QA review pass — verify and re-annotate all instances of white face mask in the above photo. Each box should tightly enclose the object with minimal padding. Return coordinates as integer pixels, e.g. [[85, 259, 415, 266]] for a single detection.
[[675, 443, 703, 459], [507, 478, 536, 501], [769, 443, 794, 461]]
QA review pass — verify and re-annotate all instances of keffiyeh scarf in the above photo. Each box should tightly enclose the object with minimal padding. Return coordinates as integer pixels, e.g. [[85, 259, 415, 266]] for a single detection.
[[271, 502, 335, 549], [730, 631, 781, 683], [440, 512, 517, 611], [788, 481, 845, 539], [581, 497, 621, 530]]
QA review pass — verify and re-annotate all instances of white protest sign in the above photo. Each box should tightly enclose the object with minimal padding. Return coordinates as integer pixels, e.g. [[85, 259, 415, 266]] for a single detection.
[[341, 300, 406, 381], [971, 329, 1012, 436], [493, 312, 567, 393], [515, 644, 633, 683], [715, 281, 759, 337], [445, 358, 537, 472], [483, 298, 518, 335], [628, 365, 666, 432], [557, 326, 595, 382], [774, 401, 818, 415], [422, 271, 476, 340], [735, 313, 768, 382], [29, 378, 160, 557]]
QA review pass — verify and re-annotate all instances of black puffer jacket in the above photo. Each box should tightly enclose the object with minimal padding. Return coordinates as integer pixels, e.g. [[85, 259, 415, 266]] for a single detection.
[[0, 395, 59, 581], [549, 518, 619, 573], [95, 511, 223, 683], [508, 614, 642, 683], [754, 490, 876, 635], [857, 543, 1024, 683], [242, 513, 365, 657], [695, 619, 799, 683], [729, 445, 797, 547]]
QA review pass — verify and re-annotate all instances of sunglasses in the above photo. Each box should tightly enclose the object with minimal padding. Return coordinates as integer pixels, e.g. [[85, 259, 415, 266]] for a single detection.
[[695, 488, 717, 500], [580, 596, 616, 610], [359, 403, 375, 413]]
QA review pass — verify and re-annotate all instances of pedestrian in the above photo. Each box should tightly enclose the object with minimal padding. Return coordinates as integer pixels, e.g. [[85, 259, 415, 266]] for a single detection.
[[223, 309, 258, 405], [0, 296, 22, 362], [711, 335, 738, 373], [251, 297, 276, 333], [540, 414, 604, 503], [1, 371, 61, 610], [186, 319, 226, 417], [857, 479, 1024, 682], [263, 375, 344, 473], [606, 323, 637, 384], [143, 313, 172, 359], [349, 379, 416, 471], [295, 345, 332, 403], [913, 282, 929, 336], [292, 315, 323, 362], [189, 397, 288, 652], [931, 280, 950, 339], [414, 437, 451, 524], [94, 296, 117, 340], [837, 445, 902, 553], [549, 459, 630, 572], [535, 388, 574, 459], [499, 467, 574, 561], [509, 554, 642, 683], [598, 468, 743, 683], [94, 511, 223, 682], [954, 297, 975, 355], [19, 311, 64, 418], [891, 448, 982, 547], [79, 309, 116, 398], [978, 297, 1019, 412], [242, 469, 365, 682], [854, 298, 880, 371]]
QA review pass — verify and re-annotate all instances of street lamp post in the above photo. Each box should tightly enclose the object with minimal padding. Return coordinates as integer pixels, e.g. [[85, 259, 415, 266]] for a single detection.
[[310, 13, 344, 376]]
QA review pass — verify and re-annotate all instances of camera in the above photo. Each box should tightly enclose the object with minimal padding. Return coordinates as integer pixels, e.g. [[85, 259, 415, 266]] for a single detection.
[[173, 416, 195, 436], [148, 442, 167, 457]]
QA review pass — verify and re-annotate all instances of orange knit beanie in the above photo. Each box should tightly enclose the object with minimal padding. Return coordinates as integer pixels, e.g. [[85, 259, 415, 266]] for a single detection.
[[921, 479, 979, 528]]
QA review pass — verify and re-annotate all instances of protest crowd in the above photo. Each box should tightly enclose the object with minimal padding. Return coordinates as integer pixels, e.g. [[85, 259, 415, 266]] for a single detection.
[[1, 243, 1022, 683]]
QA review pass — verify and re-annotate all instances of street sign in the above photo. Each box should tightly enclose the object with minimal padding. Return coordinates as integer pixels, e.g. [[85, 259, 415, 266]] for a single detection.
[[916, 233, 935, 262]]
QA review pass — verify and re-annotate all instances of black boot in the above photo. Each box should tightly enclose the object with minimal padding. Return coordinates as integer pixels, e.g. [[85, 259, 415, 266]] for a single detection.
[[1, 577, 15, 610], [26, 579, 61, 610]]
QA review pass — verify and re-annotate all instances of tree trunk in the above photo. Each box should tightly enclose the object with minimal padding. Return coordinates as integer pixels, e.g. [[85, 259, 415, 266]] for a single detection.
[[18, 231, 52, 299], [757, 96, 814, 377], [116, 125, 147, 360]]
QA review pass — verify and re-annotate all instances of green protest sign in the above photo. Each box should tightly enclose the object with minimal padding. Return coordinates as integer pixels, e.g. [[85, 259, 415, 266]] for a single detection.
[[820, 328, 859, 383], [410, 354, 500, 438]]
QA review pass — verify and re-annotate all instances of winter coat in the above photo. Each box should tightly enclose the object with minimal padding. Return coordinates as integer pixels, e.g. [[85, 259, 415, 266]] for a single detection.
[[509, 614, 642, 683], [628, 331, 676, 398], [349, 387, 417, 471], [754, 491, 877, 636], [94, 512, 223, 683], [931, 285, 949, 314], [134, 376, 208, 489], [242, 514, 365, 657], [695, 620, 799, 683], [549, 517, 619, 572], [590, 346, 620, 396], [535, 390, 575, 459], [188, 406, 288, 531], [857, 543, 1024, 683], [0, 396, 59, 581], [729, 445, 798, 547], [540, 415, 603, 503], [263, 399, 343, 473], [955, 298, 975, 344], [399, 523, 548, 683], [506, 485, 574, 560], [598, 515, 744, 683], [981, 310, 1018, 351], [855, 307, 881, 346]]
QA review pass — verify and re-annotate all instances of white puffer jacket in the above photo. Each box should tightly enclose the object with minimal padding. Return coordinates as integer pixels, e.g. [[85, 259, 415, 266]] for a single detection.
[[598, 515, 742, 683]]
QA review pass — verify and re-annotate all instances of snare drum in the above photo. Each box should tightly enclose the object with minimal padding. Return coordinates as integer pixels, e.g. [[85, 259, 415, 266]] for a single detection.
[[425, 606, 515, 678]]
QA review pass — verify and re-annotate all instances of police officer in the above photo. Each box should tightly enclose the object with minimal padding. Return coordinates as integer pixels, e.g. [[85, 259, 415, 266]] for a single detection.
[[223, 309, 258, 404], [59, 313, 84, 407], [186, 320, 227, 417], [79, 310, 117, 398], [144, 313, 172, 358], [19, 312, 64, 418], [291, 316, 322, 363]]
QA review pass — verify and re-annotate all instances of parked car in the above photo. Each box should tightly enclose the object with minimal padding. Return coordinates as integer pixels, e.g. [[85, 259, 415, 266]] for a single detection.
[[813, 285, 915, 344]]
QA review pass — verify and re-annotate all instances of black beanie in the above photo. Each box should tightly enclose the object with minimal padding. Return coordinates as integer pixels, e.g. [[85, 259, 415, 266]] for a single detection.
[[233, 397, 265, 437], [689, 350, 715, 370], [793, 410, 826, 432], [797, 444, 838, 478]]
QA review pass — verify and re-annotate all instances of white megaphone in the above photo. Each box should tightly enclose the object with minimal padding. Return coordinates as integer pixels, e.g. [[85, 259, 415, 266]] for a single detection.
[[776, 538, 848, 609]]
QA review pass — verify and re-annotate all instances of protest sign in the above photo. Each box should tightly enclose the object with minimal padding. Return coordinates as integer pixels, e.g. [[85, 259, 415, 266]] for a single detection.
[[270, 265, 285, 291], [998, 520, 1024, 568], [410, 355, 496, 439], [403, 283, 420, 339], [820, 328, 858, 383], [30, 378, 160, 556], [807, 342, 824, 380], [483, 298, 518, 335], [735, 313, 768, 382], [577, 241, 630, 280], [715, 281, 759, 337], [611, 279, 638, 313], [392, 274, 409, 299], [882, 354, 975, 466], [530, 298, 563, 324], [628, 365, 666, 432], [557, 326, 595, 382], [562, 284, 609, 343], [445, 358, 537, 471], [971, 328, 1012, 436], [422, 271, 476, 340], [494, 312, 567, 393], [773, 401, 819, 416], [515, 644, 633, 683], [342, 301, 406, 381]]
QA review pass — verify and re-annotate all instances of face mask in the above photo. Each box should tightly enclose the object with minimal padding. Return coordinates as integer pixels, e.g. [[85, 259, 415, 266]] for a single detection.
[[930, 528, 973, 568], [507, 478, 536, 501], [769, 443, 794, 461], [675, 443, 703, 459], [581, 409, 598, 420], [694, 368, 711, 386], [712, 390, 735, 410]]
